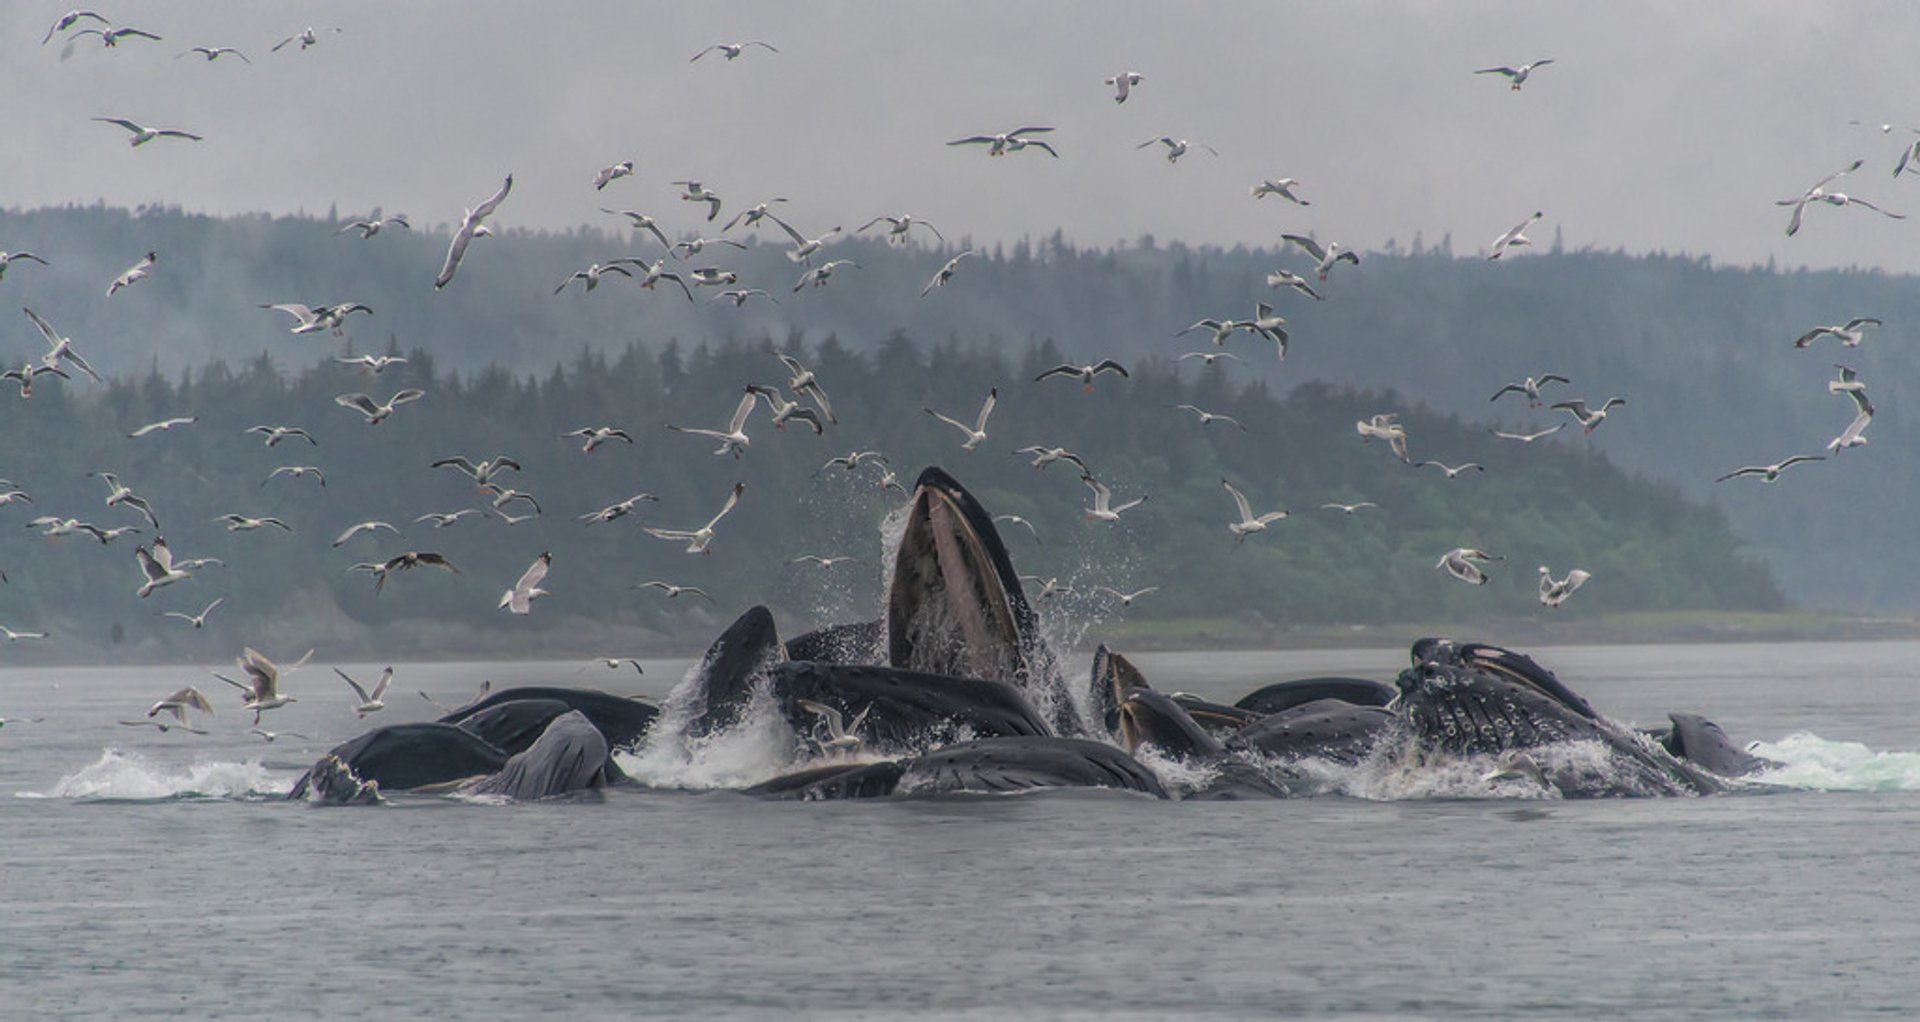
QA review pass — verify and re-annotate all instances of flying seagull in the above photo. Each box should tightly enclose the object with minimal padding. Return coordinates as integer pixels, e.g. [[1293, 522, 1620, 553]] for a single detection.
[[1034, 360, 1128, 392], [434, 174, 512, 290], [106, 251, 156, 295], [1550, 397, 1626, 434], [1538, 566, 1592, 608], [691, 41, 778, 62], [1222, 479, 1287, 541], [947, 126, 1058, 158], [335, 666, 393, 716], [1437, 547, 1501, 585], [1715, 455, 1825, 483], [642, 482, 745, 554], [499, 553, 551, 615], [925, 388, 997, 452], [1488, 212, 1544, 260], [1794, 318, 1882, 349], [1104, 71, 1145, 103], [335, 389, 425, 425], [666, 391, 757, 458], [1476, 59, 1554, 90], [94, 117, 200, 146]]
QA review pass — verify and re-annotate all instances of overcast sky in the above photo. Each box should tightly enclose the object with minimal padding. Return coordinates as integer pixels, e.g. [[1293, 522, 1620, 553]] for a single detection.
[[6, 2, 1920, 273]]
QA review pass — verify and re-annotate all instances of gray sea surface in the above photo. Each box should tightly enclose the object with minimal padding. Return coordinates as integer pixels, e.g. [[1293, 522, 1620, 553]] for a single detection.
[[4, 642, 1918, 1020]]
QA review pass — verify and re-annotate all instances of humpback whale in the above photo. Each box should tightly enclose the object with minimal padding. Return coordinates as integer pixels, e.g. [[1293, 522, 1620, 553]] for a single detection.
[[1653, 713, 1779, 778], [289, 722, 509, 801], [1234, 677, 1396, 715], [771, 661, 1051, 750], [1116, 689, 1298, 798], [458, 711, 614, 800], [745, 737, 1169, 800], [784, 619, 883, 665], [681, 605, 786, 739], [440, 686, 659, 750]]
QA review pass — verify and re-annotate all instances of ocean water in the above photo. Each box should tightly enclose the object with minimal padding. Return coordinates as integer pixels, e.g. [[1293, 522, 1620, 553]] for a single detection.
[[5, 642, 1920, 1019]]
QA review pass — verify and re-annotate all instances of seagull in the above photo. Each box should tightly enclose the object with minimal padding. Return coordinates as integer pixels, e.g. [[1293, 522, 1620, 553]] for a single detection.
[[221, 647, 306, 725], [993, 514, 1041, 542], [1222, 479, 1287, 541], [553, 261, 636, 294], [1247, 303, 1290, 358], [1489, 424, 1567, 443], [820, 450, 886, 474], [1437, 548, 1501, 585], [1099, 586, 1159, 607], [1320, 501, 1379, 515], [1356, 413, 1411, 463], [722, 199, 790, 233], [1034, 360, 1128, 392], [371, 551, 460, 594], [585, 657, 645, 675], [264, 465, 326, 489], [776, 352, 838, 424], [1137, 137, 1219, 162], [161, 597, 224, 629], [1476, 59, 1554, 90], [0, 625, 47, 642], [1550, 397, 1626, 434], [711, 288, 777, 307], [1013, 446, 1087, 472], [27, 516, 111, 543], [769, 217, 842, 265], [0, 489, 31, 507], [1174, 404, 1244, 430], [1178, 351, 1247, 368], [1083, 474, 1147, 523], [1176, 317, 1247, 347], [1415, 460, 1485, 479], [271, 26, 340, 52], [23, 308, 103, 382], [217, 513, 291, 533], [1020, 575, 1073, 600], [1251, 178, 1311, 205], [561, 426, 634, 453], [858, 215, 943, 246], [685, 267, 740, 287], [790, 554, 856, 569], [1488, 212, 1544, 260], [0, 363, 65, 398], [1264, 269, 1325, 300], [262, 302, 373, 336], [1281, 234, 1360, 282], [72, 26, 164, 48], [432, 455, 520, 486], [335, 354, 409, 374], [435, 174, 512, 290], [1776, 160, 1896, 237], [1489, 374, 1571, 407], [630, 257, 695, 301], [0, 251, 50, 281], [1794, 318, 1882, 349], [1897, 138, 1920, 178], [93, 117, 199, 146], [106, 251, 156, 296], [925, 388, 997, 452], [633, 580, 714, 602], [133, 540, 190, 598], [667, 391, 757, 457], [90, 471, 159, 527], [42, 10, 109, 44], [246, 425, 316, 447], [691, 41, 778, 62], [579, 492, 657, 526], [1715, 455, 1825, 483], [671, 237, 747, 261], [332, 521, 397, 547], [335, 389, 425, 425], [335, 214, 410, 239], [482, 486, 542, 515], [593, 160, 635, 191], [1104, 71, 1145, 103], [643, 482, 745, 554], [599, 208, 673, 250], [499, 553, 552, 615], [336, 666, 393, 716], [249, 728, 311, 742], [1829, 363, 1870, 400], [1538, 566, 1592, 608], [745, 384, 825, 434], [672, 180, 724, 222], [798, 699, 870, 755], [947, 126, 1058, 158], [146, 685, 215, 726], [413, 509, 482, 528], [1827, 405, 1874, 453], [922, 250, 976, 297], [119, 718, 206, 735], [128, 416, 195, 438]]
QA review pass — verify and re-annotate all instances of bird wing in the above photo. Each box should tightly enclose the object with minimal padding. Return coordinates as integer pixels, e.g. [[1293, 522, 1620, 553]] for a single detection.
[[925, 408, 972, 435], [975, 389, 997, 431], [515, 552, 552, 593], [1222, 479, 1253, 521], [335, 667, 372, 704], [21, 307, 61, 347], [435, 228, 473, 289], [335, 393, 379, 417], [725, 391, 758, 433], [1280, 234, 1328, 261], [389, 388, 426, 407], [1093, 360, 1129, 377], [1033, 365, 1076, 382], [472, 174, 513, 222], [706, 482, 746, 530]]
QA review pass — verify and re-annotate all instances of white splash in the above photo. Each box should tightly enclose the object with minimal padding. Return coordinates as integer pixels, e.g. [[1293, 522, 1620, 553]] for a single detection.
[[1748, 733, 1920, 791], [617, 661, 800, 790], [42, 747, 289, 800]]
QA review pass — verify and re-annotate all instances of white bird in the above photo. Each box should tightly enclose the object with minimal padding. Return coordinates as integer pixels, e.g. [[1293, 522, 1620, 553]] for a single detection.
[[599, 208, 673, 250], [245, 425, 316, 447], [263, 302, 372, 335], [858, 215, 943, 246], [1248, 303, 1290, 358], [1100, 586, 1159, 607], [435, 174, 512, 290], [1490, 373, 1571, 408], [0, 625, 47, 642], [91, 471, 159, 528], [1104, 71, 1145, 103], [1827, 407, 1873, 453], [1251, 178, 1311, 205], [271, 26, 340, 52], [947, 127, 1058, 158], [106, 251, 156, 295], [1775, 160, 1903, 236], [643, 482, 745, 555], [432, 455, 520, 486], [994, 514, 1041, 542], [1794, 318, 1882, 349], [335, 354, 409, 374], [685, 267, 740, 287], [776, 352, 838, 424], [691, 41, 778, 62], [1013, 446, 1087, 472], [0, 251, 50, 281], [42, 10, 109, 45], [579, 493, 657, 526], [922, 250, 976, 297], [249, 728, 310, 742], [820, 450, 887, 474], [1281, 234, 1360, 282], [1320, 501, 1379, 515], [1437, 548, 1501, 586], [335, 214, 410, 239], [925, 388, 996, 452], [1488, 424, 1568, 443], [1356, 413, 1411, 463], [770, 217, 842, 265], [23, 308, 103, 382], [93, 117, 200, 146], [1538, 566, 1592, 608], [711, 288, 777, 307], [72, 25, 163, 48], [744, 385, 825, 434], [561, 426, 634, 453], [499, 553, 552, 615], [161, 597, 223, 629], [672, 237, 747, 261], [667, 392, 758, 458], [1083, 474, 1147, 523], [0, 489, 31, 507], [264, 465, 326, 489], [790, 554, 856, 569], [332, 521, 397, 547], [1021, 575, 1073, 600], [798, 699, 871, 755], [1550, 397, 1626, 434], [482, 486, 542, 515], [1175, 404, 1244, 430], [1715, 455, 1825, 483], [1829, 363, 1871, 400], [553, 261, 636, 294], [119, 718, 206, 735], [1488, 212, 1544, 260], [134, 540, 190, 598], [1137, 137, 1219, 162], [335, 389, 425, 425], [1415, 460, 1485, 479], [593, 160, 635, 191], [221, 647, 307, 725], [413, 509, 482, 529], [1177, 351, 1247, 368], [1475, 59, 1554, 90], [672, 180, 723, 222], [1222, 479, 1287, 541], [1264, 269, 1325, 300], [1034, 360, 1128, 391], [632, 258, 695, 301], [128, 416, 195, 438], [722, 199, 790, 233], [146, 685, 214, 725], [633, 581, 714, 602], [336, 666, 393, 716], [2, 362, 68, 398], [1176, 317, 1247, 347], [216, 513, 292, 533]]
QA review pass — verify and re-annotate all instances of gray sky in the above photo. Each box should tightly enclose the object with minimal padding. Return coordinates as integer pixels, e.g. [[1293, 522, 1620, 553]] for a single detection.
[[6, 2, 1920, 272]]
